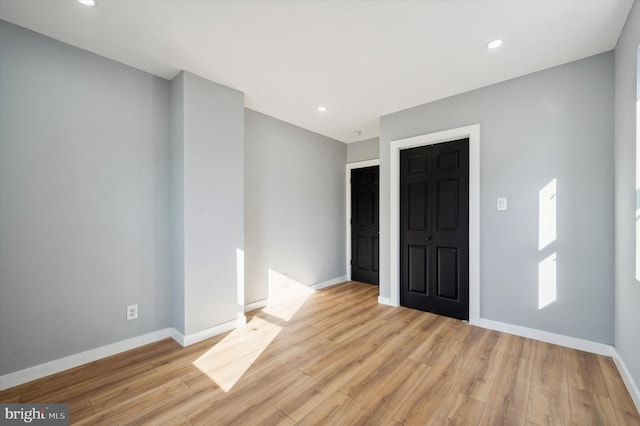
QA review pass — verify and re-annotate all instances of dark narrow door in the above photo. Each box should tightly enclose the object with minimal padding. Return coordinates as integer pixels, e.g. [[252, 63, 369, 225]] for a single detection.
[[351, 166, 379, 285], [400, 139, 469, 320]]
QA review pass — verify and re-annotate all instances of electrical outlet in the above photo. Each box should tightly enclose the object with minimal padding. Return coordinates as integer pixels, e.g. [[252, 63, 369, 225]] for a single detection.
[[127, 304, 138, 321]]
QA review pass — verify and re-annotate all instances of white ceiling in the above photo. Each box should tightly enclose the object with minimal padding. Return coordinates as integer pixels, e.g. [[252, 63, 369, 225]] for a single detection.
[[0, 0, 633, 143]]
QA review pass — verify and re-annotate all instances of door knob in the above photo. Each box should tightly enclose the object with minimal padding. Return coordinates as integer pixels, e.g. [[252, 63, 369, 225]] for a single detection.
[[426, 235, 431, 241]]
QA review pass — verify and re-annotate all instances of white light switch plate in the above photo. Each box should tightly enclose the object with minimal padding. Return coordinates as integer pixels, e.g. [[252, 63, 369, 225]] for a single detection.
[[497, 198, 507, 211]]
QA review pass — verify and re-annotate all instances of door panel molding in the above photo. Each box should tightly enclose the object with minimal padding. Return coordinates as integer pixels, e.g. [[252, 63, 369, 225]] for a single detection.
[[389, 124, 480, 324], [346, 159, 380, 282], [437, 247, 459, 300]]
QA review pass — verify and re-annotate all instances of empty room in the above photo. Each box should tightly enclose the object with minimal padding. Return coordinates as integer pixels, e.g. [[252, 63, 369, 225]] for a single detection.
[[1, 0, 640, 424]]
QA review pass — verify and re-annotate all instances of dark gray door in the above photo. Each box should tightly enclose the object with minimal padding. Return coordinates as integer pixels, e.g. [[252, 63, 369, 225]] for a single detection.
[[399, 139, 469, 320]]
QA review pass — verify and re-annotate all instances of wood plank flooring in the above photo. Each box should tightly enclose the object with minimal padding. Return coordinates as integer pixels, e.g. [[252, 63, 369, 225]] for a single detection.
[[1, 281, 638, 425]]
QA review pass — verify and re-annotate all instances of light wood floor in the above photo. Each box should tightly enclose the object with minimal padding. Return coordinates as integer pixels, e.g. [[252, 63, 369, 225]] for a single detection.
[[1, 281, 639, 425]]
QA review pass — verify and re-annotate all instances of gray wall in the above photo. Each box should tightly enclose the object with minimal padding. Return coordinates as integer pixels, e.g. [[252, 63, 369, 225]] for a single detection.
[[380, 52, 614, 344], [347, 137, 379, 163], [172, 71, 244, 336], [614, 2, 640, 392], [0, 21, 172, 374], [245, 109, 346, 305], [169, 72, 185, 334]]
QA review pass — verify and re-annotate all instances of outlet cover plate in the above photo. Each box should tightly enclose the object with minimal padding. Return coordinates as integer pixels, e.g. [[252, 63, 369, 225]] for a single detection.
[[127, 304, 138, 321]]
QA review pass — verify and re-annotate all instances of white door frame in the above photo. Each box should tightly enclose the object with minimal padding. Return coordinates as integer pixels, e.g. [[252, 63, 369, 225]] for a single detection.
[[346, 159, 380, 280], [389, 124, 480, 323]]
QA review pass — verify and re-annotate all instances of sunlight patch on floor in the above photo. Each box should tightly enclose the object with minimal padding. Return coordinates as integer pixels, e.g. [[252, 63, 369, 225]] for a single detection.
[[265, 269, 314, 321], [192, 268, 315, 392], [193, 315, 282, 392]]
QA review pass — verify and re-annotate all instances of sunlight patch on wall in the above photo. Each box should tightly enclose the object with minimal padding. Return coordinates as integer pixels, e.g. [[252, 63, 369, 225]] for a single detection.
[[538, 252, 557, 309], [539, 178, 557, 250], [538, 178, 557, 309]]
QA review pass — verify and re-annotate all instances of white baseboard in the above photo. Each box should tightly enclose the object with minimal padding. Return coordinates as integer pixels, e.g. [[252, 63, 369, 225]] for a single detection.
[[377, 296, 397, 306], [243, 276, 347, 313], [612, 349, 640, 414], [3, 289, 638, 414], [374, 300, 614, 356], [472, 317, 614, 356], [1, 314, 250, 390], [309, 275, 348, 291], [171, 316, 242, 347], [236, 312, 247, 328], [169, 327, 185, 346], [376, 297, 640, 413], [0, 328, 172, 391], [245, 299, 268, 312]]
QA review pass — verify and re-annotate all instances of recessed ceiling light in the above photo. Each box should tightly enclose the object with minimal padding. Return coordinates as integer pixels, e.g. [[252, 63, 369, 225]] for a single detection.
[[486, 39, 503, 49], [77, 0, 96, 5], [317, 105, 327, 112], [352, 130, 362, 137]]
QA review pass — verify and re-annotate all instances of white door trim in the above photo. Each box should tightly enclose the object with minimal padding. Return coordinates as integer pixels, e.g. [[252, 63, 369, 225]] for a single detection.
[[346, 159, 380, 280], [389, 124, 480, 323]]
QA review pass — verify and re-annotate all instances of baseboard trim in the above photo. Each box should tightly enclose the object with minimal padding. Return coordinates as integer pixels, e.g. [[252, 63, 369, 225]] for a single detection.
[[1, 315, 249, 390], [0, 277, 352, 390], [612, 349, 640, 414], [376, 297, 640, 412], [236, 313, 247, 328], [377, 296, 397, 306], [245, 299, 268, 312], [0, 328, 172, 391], [169, 327, 186, 347], [309, 276, 348, 291], [472, 317, 614, 356], [373, 300, 614, 356], [171, 318, 240, 347], [244, 276, 347, 313], [3, 291, 638, 413]]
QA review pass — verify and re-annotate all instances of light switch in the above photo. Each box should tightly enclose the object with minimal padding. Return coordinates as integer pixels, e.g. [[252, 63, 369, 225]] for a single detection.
[[497, 198, 507, 211]]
